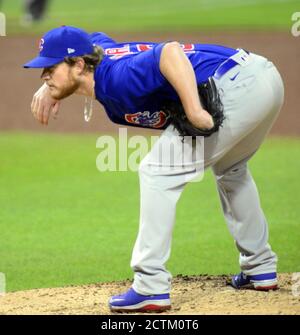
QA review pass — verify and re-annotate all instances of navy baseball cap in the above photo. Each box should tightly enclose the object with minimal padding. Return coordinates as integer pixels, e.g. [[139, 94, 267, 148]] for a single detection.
[[23, 26, 94, 68]]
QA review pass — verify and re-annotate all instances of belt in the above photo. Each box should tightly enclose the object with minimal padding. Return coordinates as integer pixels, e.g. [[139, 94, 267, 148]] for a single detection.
[[214, 49, 250, 80]]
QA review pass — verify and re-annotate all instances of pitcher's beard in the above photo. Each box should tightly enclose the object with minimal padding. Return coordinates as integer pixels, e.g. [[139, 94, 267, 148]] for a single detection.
[[50, 80, 80, 100]]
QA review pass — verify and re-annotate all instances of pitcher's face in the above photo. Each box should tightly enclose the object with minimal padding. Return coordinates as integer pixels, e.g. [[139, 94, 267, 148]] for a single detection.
[[41, 62, 80, 100]]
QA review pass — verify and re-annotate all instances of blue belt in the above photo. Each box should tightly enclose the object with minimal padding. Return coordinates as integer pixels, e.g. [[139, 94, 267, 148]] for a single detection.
[[214, 49, 250, 80]]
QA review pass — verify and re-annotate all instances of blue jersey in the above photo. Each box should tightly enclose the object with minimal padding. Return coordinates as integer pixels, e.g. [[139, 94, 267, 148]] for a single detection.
[[90, 32, 237, 130]]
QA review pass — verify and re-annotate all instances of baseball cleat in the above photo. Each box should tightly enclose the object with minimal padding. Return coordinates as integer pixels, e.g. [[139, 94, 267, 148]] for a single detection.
[[109, 288, 171, 313], [231, 272, 278, 291]]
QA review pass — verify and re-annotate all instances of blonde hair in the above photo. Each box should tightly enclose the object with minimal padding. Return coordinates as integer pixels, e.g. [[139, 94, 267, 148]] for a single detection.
[[64, 45, 104, 72]]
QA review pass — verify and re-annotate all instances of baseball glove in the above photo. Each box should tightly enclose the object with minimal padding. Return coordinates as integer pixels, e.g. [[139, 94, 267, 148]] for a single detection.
[[162, 76, 225, 137]]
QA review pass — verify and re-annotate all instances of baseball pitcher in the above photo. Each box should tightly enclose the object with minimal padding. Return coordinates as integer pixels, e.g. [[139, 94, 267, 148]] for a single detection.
[[24, 26, 284, 313]]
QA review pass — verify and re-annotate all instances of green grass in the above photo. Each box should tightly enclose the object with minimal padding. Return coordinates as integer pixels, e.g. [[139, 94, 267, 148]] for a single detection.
[[1, 0, 299, 35], [0, 133, 299, 292]]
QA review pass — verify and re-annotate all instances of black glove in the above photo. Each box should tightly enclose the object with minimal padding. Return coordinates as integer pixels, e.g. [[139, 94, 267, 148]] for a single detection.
[[162, 76, 225, 137]]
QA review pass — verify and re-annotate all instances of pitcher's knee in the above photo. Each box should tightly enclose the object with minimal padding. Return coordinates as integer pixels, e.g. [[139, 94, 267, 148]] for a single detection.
[[214, 163, 248, 188], [138, 160, 154, 178]]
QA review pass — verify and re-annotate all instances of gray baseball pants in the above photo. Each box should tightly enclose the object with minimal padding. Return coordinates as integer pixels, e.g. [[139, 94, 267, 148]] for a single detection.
[[131, 51, 284, 295]]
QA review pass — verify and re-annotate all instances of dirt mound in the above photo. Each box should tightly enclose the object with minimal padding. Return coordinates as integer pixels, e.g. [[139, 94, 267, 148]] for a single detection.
[[0, 273, 299, 315]]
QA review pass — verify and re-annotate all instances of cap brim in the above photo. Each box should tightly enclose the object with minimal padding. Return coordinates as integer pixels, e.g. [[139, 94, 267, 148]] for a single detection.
[[23, 56, 64, 68]]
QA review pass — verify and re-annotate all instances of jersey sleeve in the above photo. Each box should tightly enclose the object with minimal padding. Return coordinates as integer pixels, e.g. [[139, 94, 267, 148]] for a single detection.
[[89, 32, 117, 48], [106, 43, 168, 107]]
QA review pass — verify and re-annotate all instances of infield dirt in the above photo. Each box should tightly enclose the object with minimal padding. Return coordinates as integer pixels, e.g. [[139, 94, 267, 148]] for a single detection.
[[0, 31, 299, 135]]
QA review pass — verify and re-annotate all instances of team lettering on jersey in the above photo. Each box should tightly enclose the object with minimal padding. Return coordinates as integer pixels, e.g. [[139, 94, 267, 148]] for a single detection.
[[105, 43, 195, 59], [125, 110, 169, 128], [105, 44, 131, 57]]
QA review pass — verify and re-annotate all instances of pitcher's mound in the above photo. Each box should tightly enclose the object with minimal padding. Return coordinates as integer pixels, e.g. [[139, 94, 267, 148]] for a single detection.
[[0, 273, 299, 315]]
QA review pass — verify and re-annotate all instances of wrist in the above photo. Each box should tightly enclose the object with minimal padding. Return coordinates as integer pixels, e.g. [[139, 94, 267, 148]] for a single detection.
[[187, 109, 214, 129]]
